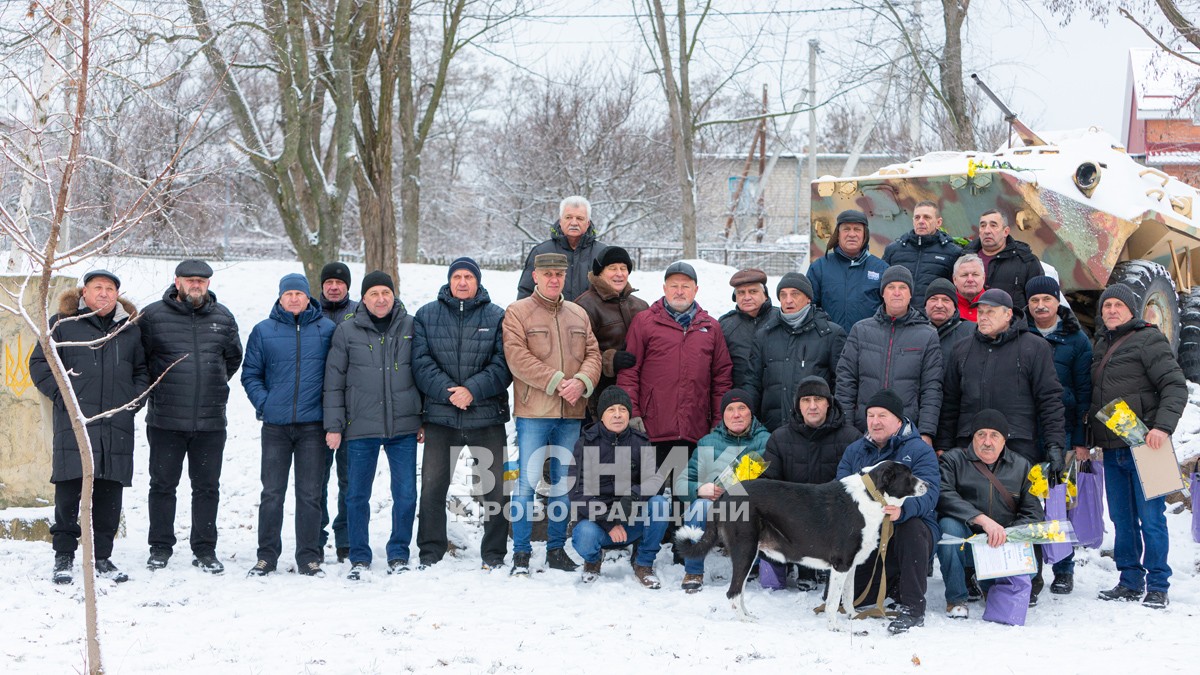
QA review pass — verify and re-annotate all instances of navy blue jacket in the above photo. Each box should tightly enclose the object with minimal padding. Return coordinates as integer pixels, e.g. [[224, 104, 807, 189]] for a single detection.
[[568, 422, 661, 531], [412, 285, 512, 430], [241, 299, 335, 426], [744, 307, 846, 432], [836, 420, 940, 539], [719, 301, 779, 389], [1029, 307, 1092, 447], [806, 247, 889, 333], [882, 230, 963, 306]]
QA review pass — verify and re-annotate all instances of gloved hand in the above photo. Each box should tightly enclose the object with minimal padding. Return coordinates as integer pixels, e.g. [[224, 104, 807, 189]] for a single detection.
[[1046, 444, 1066, 478], [612, 350, 637, 371], [629, 416, 646, 433]]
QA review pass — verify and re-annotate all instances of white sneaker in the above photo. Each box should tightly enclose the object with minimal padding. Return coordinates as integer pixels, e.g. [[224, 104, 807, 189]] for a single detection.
[[946, 603, 968, 619]]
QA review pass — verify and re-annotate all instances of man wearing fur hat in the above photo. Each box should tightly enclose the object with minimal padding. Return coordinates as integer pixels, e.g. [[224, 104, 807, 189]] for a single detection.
[[719, 268, 778, 388], [836, 265, 942, 446], [836, 389, 941, 634], [937, 410, 1045, 620], [744, 272, 845, 432], [242, 273, 337, 578], [325, 271, 424, 579], [31, 270, 148, 585], [806, 209, 889, 332], [140, 260, 243, 574], [573, 246, 649, 418], [1089, 282, 1187, 609]]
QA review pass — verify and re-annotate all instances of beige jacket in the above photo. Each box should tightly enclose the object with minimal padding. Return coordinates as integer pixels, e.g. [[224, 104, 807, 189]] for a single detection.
[[503, 290, 602, 419]]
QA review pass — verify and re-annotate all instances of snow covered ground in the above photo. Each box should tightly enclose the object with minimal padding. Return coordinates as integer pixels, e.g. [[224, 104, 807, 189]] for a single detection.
[[1, 257, 1198, 673]]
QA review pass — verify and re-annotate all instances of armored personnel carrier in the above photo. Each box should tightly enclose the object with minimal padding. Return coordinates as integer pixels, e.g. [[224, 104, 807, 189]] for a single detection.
[[809, 79, 1200, 380]]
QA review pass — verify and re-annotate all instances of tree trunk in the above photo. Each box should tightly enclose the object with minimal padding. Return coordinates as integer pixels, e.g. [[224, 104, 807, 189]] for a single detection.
[[651, 0, 699, 258], [399, 151, 420, 265], [940, 0, 974, 150]]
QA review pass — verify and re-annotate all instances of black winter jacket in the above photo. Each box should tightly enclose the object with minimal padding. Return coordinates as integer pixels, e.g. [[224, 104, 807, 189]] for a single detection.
[[719, 301, 779, 388], [323, 301, 423, 440], [1088, 319, 1188, 448], [745, 307, 845, 431], [412, 285, 511, 430], [321, 294, 358, 324], [835, 306, 943, 436], [761, 395, 859, 485], [516, 223, 606, 302], [30, 291, 148, 486], [933, 312, 975, 366], [882, 229, 963, 306], [937, 321, 1065, 452], [937, 445, 1044, 529], [1029, 307, 1092, 447], [568, 422, 662, 531], [965, 235, 1044, 308], [140, 287, 242, 432]]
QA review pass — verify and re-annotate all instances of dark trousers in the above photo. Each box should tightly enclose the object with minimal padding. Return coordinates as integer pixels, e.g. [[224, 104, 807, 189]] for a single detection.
[[147, 426, 226, 557], [256, 422, 325, 567], [417, 423, 509, 564], [853, 518, 934, 616], [320, 442, 349, 549], [52, 478, 124, 559]]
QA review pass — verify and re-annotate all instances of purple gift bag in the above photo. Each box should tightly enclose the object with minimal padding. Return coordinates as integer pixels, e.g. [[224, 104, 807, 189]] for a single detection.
[[1191, 472, 1200, 544], [1070, 461, 1105, 549], [982, 574, 1032, 626], [1042, 484, 1072, 564], [758, 558, 786, 590]]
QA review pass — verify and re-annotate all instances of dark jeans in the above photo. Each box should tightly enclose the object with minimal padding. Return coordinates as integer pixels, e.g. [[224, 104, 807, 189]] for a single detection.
[[320, 442, 349, 549], [52, 478, 124, 559], [1104, 447, 1171, 592], [417, 423, 509, 564], [147, 426, 226, 557], [256, 422, 325, 567], [854, 518, 934, 616]]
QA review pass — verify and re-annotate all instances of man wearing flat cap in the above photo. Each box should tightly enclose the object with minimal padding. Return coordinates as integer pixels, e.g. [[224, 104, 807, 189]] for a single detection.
[[141, 260, 243, 574], [806, 209, 889, 332], [504, 252, 602, 576], [718, 268, 778, 388], [744, 272, 845, 432], [31, 269, 148, 585], [936, 409, 1045, 621]]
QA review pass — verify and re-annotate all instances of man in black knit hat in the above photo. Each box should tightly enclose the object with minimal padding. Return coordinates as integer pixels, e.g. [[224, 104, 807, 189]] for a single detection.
[[317, 261, 357, 560]]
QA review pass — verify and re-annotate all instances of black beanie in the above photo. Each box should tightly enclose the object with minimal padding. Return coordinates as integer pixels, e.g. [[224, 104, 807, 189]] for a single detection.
[[865, 389, 905, 421], [971, 409, 1010, 438], [321, 262, 352, 286], [796, 376, 832, 402], [1024, 275, 1059, 302], [361, 270, 395, 297], [448, 257, 482, 283], [925, 277, 957, 303], [777, 272, 813, 300], [592, 246, 634, 276], [880, 265, 914, 293], [596, 386, 632, 415], [1099, 283, 1138, 315], [720, 388, 754, 417]]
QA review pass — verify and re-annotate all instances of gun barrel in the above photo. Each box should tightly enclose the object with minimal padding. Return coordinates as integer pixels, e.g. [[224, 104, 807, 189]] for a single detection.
[[970, 73, 1046, 147]]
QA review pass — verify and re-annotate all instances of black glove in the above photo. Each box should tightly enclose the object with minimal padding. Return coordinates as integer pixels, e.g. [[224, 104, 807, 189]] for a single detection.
[[1046, 444, 1066, 478], [612, 350, 637, 371]]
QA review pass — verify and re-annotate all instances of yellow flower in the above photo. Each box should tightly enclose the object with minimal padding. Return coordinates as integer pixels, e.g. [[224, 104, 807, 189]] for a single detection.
[[1028, 464, 1048, 498]]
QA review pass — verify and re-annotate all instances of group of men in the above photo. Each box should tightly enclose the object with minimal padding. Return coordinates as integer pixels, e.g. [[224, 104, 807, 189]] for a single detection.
[[32, 196, 1185, 635]]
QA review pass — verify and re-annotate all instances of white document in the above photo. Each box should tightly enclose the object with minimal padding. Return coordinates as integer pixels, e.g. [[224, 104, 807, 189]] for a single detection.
[[971, 540, 1037, 580]]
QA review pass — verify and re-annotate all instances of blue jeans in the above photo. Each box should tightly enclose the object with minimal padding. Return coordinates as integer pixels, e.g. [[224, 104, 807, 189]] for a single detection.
[[346, 434, 418, 565], [1104, 448, 1171, 592], [681, 499, 711, 575], [511, 417, 581, 554], [572, 495, 671, 566], [938, 517, 979, 605]]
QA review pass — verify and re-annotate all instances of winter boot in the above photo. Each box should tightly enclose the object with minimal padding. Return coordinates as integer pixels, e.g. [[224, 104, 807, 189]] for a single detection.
[[1050, 573, 1074, 595], [299, 561, 325, 578], [346, 561, 369, 581], [1142, 591, 1169, 609], [246, 559, 276, 577], [95, 559, 129, 583], [52, 555, 73, 585], [886, 606, 924, 634], [581, 560, 602, 583], [510, 552, 531, 577], [546, 548, 578, 572], [681, 573, 704, 594], [633, 565, 661, 589], [1098, 585, 1143, 602], [147, 549, 171, 571], [964, 567, 983, 602], [387, 559, 410, 575], [192, 555, 225, 575]]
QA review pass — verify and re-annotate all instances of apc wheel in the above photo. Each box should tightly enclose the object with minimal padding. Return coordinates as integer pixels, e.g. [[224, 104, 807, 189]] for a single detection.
[[1178, 286, 1200, 383], [1107, 260, 1180, 351]]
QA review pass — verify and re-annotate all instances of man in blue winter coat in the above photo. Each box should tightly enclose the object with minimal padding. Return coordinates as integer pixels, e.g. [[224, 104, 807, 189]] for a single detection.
[[242, 273, 336, 578], [836, 389, 940, 635], [807, 209, 889, 332], [413, 257, 513, 571]]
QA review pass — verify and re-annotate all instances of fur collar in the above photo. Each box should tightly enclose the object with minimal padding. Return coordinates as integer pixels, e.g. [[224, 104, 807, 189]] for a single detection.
[[57, 287, 138, 320]]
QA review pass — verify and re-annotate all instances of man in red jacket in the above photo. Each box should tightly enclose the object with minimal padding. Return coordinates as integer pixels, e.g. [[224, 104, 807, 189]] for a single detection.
[[617, 261, 733, 471]]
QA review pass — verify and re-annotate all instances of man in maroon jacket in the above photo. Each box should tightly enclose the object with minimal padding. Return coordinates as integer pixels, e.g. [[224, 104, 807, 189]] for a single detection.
[[617, 261, 734, 468]]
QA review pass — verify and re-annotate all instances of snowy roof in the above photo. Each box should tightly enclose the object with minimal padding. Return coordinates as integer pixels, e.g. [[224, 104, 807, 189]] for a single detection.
[[1126, 48, 1200, 120]]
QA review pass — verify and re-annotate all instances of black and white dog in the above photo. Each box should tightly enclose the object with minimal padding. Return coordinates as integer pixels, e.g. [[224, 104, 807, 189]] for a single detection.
[[674, 461, 928, 629]]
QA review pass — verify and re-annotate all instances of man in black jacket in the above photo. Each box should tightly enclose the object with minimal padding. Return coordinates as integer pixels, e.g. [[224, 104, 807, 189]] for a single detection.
[[317, 261, 357, 562], [964, 210, 1043, 308], [937, 289, 1065, 468], [516, 196, 607, 301], [413, 258, 513, 570], [882, 200, 963, 306], [141, 260, 243, 574], [924, 277, 974, 364], [30, 270, 148, 585], [719, 268, 777, 388], [936, 410, 1044, 620]]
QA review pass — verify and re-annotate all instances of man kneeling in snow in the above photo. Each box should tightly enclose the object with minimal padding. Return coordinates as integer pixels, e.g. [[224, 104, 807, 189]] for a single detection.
[[568, 386, 669, 589]]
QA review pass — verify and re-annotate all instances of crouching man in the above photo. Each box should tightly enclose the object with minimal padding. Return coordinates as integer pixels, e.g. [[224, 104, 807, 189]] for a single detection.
[[568, 386, 670, 588], [936, 410, 1043, 620]]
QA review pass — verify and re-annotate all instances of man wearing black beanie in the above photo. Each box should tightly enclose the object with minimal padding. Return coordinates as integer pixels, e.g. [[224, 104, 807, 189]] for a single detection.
[[317, 261, 357, 562]]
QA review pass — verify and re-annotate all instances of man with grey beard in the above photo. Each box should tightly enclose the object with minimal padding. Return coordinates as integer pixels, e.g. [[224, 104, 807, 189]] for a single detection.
[[140, 260, 243, 574]]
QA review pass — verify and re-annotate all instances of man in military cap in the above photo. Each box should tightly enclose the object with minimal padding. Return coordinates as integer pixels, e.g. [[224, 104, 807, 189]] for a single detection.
[[140, 260, 243, 573]]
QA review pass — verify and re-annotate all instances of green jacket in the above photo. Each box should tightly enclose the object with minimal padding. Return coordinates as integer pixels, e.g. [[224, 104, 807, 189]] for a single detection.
[[675, 418, 770, 503]]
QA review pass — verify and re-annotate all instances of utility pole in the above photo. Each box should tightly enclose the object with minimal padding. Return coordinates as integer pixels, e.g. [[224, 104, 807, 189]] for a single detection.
[[805, 39, 820, 235]]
